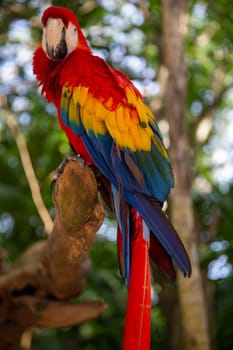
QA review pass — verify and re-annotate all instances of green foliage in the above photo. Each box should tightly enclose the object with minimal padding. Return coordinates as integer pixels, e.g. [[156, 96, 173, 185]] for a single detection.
[[215, 277, 233, 350]]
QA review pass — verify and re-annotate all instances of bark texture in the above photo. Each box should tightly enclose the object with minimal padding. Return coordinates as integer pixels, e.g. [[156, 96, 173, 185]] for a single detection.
[[0, 159, 106, 350], [161, 1, 211, 349]]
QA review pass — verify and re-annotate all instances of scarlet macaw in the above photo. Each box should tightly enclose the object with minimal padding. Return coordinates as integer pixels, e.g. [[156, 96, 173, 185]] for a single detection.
[[33, 6, 191, 349]]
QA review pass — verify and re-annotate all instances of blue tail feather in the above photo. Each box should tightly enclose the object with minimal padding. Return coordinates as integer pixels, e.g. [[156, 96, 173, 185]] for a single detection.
[[125, 192, 191, 277], [81, 131, 191, 277]]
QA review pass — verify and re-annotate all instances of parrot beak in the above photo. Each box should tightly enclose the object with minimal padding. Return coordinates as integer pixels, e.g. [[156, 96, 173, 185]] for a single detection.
[[43, 18, 67, 60]]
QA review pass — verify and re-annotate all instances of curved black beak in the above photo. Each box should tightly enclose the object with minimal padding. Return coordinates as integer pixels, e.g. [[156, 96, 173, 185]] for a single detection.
[[46, 27, 67, 60], [44, 18, 68, 60]]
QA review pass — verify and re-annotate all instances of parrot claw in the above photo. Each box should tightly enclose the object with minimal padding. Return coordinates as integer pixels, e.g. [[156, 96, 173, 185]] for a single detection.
[[51, 155, 85, 188]]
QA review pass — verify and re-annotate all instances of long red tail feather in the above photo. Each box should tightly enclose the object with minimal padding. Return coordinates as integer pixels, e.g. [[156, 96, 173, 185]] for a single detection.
[[123, 211, 151, 350]]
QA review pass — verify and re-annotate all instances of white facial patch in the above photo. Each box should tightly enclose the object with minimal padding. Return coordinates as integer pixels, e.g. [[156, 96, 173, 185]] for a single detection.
[[65, 22, 78, 54]]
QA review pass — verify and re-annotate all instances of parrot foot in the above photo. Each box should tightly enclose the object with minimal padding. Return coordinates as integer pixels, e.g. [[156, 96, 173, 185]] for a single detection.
[[51, 155, 85, 188]]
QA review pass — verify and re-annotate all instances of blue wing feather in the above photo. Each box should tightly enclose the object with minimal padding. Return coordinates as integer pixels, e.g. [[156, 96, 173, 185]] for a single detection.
[[59, 75, 191, 277], [80, 131, 191, 276]]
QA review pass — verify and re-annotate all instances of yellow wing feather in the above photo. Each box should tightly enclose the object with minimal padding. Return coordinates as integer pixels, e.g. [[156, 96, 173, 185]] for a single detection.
[[106, 110, 118, 130], [92, 115, 107, 135], [93, 98, 108, 121], [84, 93, 95, 114], [68, 95, 80, 124], [115, 105, 129, 133], [64, 84, 156, 152], [78, 86, 89, 107], [72, 85, 82, 102], [81, 107, 93, 131], [61, 86, 72, 110]]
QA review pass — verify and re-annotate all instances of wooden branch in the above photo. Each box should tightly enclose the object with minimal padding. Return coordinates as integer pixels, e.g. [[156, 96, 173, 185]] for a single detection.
[[0, 158, 106, 350], [47, 159, 105, 298], [2, 109, 53, 235]]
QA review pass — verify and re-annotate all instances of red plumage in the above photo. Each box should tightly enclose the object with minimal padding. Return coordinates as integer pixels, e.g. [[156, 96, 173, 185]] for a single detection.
[[123, 209, 151, 350]]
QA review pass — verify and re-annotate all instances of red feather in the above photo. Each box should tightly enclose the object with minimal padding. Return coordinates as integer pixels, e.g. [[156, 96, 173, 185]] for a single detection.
[[123, 209, 151, 350]]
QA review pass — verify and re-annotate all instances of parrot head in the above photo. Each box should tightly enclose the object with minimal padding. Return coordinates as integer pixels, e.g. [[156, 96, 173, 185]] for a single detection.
[[41, 6, 91, 61]]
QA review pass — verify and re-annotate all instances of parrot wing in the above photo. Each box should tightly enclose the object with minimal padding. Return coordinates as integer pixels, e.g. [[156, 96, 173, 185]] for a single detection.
[[58, 49, 191, 277], [59, 50, 173, 201]]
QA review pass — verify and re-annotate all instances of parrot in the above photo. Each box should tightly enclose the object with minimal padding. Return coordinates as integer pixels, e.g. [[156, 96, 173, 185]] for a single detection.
[[33, 6, 191, 349]]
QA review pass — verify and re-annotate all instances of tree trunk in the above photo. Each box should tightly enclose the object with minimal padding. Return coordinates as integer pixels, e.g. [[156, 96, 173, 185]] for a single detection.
[[161, 1, 211, 349]]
